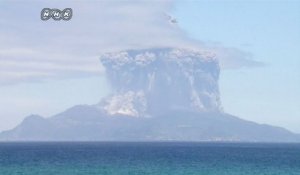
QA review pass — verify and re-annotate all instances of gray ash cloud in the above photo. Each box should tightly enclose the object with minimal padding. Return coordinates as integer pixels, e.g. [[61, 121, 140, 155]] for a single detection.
[[99, 48, 222, 117]]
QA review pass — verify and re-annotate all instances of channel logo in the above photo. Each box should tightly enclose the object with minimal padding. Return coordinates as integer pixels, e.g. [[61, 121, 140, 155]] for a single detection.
[[41, 8, 73, 21]]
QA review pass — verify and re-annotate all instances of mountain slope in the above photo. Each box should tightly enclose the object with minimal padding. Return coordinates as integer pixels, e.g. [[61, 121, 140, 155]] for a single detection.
[[0, 105, 299, 142], [1, 48, 299, 142]]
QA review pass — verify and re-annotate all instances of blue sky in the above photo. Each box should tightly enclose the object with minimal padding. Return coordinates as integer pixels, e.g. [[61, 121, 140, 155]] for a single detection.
[[173, 0, 300, 132], [0, 1, 299, 132]]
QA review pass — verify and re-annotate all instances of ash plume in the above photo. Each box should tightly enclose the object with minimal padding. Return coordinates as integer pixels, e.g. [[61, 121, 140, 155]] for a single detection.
[[99, 48, 222, 117]]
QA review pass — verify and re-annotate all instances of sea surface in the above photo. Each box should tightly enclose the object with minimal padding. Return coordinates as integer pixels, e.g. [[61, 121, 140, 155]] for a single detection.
[[0, 142, 299, 175]]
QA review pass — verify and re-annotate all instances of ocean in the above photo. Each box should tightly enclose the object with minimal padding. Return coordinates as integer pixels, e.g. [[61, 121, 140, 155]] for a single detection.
[[0, 142, 299, 175]]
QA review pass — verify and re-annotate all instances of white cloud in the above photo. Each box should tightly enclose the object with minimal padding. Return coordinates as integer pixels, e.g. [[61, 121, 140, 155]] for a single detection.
[[208, 46, 266, 69], [0, 47, 103, 85], [0, 0, 264, 85]]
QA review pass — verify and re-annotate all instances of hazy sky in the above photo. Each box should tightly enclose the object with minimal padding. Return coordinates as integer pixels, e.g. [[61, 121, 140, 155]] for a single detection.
[[0, 0, 299, 133]]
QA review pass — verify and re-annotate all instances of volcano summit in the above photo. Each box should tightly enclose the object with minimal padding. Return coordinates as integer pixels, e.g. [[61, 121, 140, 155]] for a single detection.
[[0, 48, 299, 142]]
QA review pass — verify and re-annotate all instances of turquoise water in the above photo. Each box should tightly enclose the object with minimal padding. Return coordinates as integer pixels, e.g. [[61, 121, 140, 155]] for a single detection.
[[0, 142, 300, 175]]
